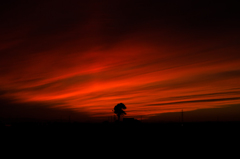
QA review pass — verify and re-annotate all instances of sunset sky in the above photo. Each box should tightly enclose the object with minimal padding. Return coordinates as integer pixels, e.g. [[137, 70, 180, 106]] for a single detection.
[[0, 1, 240, 122]]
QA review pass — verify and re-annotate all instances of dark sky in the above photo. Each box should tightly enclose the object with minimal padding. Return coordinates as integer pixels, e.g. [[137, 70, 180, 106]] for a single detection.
[[0, 0, 240, 122]]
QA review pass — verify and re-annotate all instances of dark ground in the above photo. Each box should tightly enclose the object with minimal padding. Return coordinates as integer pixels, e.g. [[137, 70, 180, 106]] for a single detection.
[[2, 121, 240, 138], [1, 121, 239, 155]]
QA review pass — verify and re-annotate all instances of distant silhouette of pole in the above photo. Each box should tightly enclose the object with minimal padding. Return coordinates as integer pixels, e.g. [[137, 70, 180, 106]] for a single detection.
[[181, 109, 184, 126]]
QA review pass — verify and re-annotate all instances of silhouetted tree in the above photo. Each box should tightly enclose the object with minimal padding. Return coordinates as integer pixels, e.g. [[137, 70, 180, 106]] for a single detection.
[[113, 103, 126, 121]]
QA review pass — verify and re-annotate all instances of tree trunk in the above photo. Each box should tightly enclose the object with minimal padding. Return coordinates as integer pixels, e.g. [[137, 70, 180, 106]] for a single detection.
[[118, 114, 120, 121]]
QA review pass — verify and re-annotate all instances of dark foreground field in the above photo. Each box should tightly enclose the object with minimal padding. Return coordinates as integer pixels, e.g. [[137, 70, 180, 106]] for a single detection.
[[2, 121, 240, 138], [1, 121, 240, 154]]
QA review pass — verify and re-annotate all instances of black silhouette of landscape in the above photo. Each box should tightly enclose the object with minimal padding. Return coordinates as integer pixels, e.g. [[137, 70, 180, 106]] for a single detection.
[[2, 102, 240, 138]]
